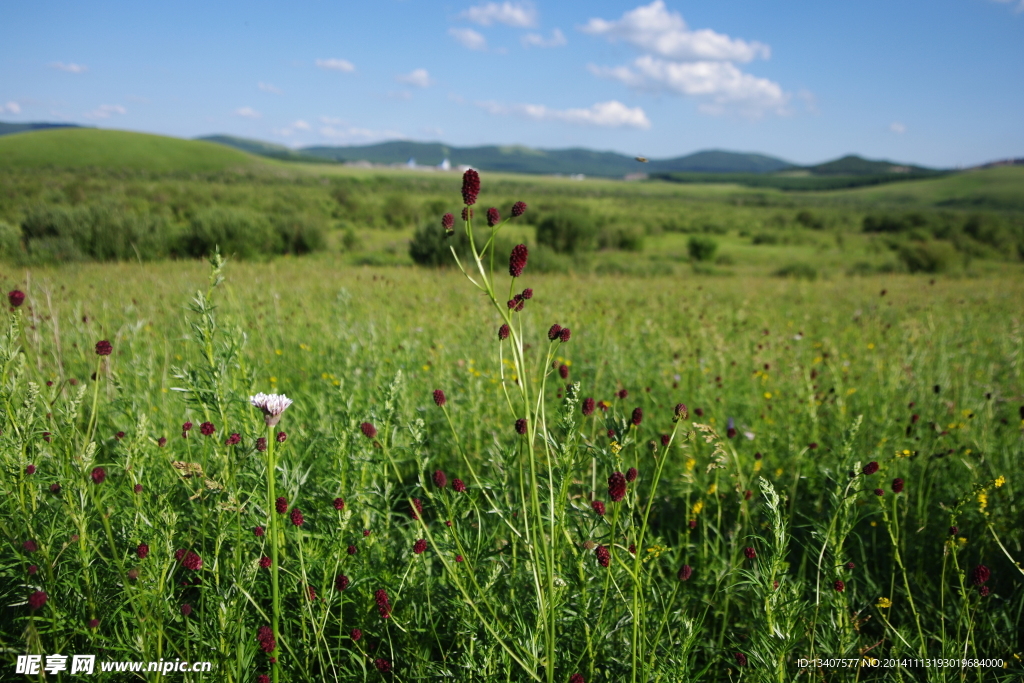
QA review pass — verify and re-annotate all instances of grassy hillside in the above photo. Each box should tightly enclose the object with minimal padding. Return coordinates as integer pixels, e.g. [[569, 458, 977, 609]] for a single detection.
[[0, 128, 268, 173], [807, 154, 937, 175], [198, 135, 335, 164]]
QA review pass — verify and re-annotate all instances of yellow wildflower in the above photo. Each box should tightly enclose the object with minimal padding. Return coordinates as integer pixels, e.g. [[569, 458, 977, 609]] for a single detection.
[[876, 597, 892, 608], [610, 442, 622, 454], [753, 460, 763, 472], [978, 490, 988, 511], [691, 500, 704, 515], [707, 483, 717, 495], [685, 457, 696, 472], [994, 476, 1006, 488], [764, 392, 772, 399]]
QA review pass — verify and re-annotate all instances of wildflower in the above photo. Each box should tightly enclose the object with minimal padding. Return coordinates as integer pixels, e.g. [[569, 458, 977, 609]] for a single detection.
[[511, 201, 527, 217], [200, 422, 215, 436], [498, 323, 510, 340], [441, 212, 454, 233], [260, 556, 271, 568], [453, 478, 466, 492], [25, 464, 35, 475], [980, 585, 990, 596], [948, 525, 959, 536], [256, 437, 267, 451], [28, 590, 47, 610], [559, 364, 569, 379], [617, 389, 628, 399], [410, 498, 424, 520], [515, 418, 528, 435], [461, 207, 473, 221], [85, 617, 99, 629], [350, 628, 361, 641], [971, 565, 990, 585], [225, 433, 241, 446], [181, 604, 192, 616], [863, 461, 879, 475], [50, 482, 61, 493], [456, 554, 464, 562], [509, 244, 528, 277], [727, 417, 736, 439], [360, 422, 377, 439], [743, 547, 757, 560], [734, 653, 748, 667], [23, 540, 37, 552], [487, 207, 501, 226], [876, 597, 892, 608], [891, 478, 904, 493], [548, 323, 562, 340], [834, 580, 845, 592], [413, 539, 427, 554], [182, 551, 203, 570], [569, 675, 585, 683], [874, 488, 884, 497], [591, 500, 606, 516], [608, 471, 627, 502], [694, 407, 703, 417], [582, 397, 595, 416], [559, 328, 571, 342], [91, 467, 106, 484], [626, 467, 638, 482], [674, 403, 688, 420], [257, 676, 270, 683], [157, 437, 167, 447], [521, 288, 533, 299], [375, 589, 392, 618], [8, 290, 25, 307], [115, 431, 125, 440], [335, 574, 349, 591], [375, 659, 391, 673], [678, 564, 693, 581], [306, 586, 316, 601], [363, 528, 371, 536], [661, 434, 671, 447], [846, 562, 855, 569], [257, 625, 276, 653], [28, 565, 37, 575], [276, 497, 288, 514], [595, 544, 610, 567], [276, 431, 286, 443], [347, 545, 357, 555], [689, 519, 697, 529], [254, 526, 265, 537], [137, 543, 149, 559], [290, 508, 304, 526], [994, 476, 1006, 488], [433, 469, 448, 488], [631, 407, 643, 426], [433, 389, 447, 407], [96, 340, 112, 356], [461, 168, 480, 205]]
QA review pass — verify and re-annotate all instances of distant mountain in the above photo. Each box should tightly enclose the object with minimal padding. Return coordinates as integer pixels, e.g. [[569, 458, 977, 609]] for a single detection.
[[197, 135, 335, 164], [0, 121, 84, 136], [806, 154, 937, 176]]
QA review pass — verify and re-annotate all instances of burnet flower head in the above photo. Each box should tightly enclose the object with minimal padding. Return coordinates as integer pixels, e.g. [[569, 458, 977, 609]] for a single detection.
[[250, 393, 294, 426]]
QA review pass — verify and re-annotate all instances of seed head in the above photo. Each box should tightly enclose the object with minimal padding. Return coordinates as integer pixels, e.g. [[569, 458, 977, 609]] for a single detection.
[[891, 478, 904, 493], [595, 544, 610, 567], [591, 500, 606, 516], [631, 407, 643, 426], [331, 498, 345, 512], [410, 498, 424, 520], [441, 212, 454, 232], [347, 545, 357, 555], [515, 418, 528, 435], [971, 564, 990, 585], [558, 364, 569, 379], [874, 488, 884, 496], [91, 467, 106, 484], [608, 471, 627, 502], [734, 653, 748, 667], [834, 580, 845, 592], [250, 392, 294, 426], [980, 585, 990, 596], [673, 403, 688, 421], [461, 207, 473, 221], [846, 561, 855, 569], [521, 288, 533, 299], [276, 497, 288, 514], [182, 551, 203, 570], [413, 538, 427, 554], [254, 526, 265, 537], [200, 421, 215, 436], [453, 478, 466, 492], [509, 244, 528, 277], [181, 604, 192, 616], [8, 290, 25, 308], [498, 323, 510, 341], [743, 547, 757, 560], [50, 482, 61, 493], [360, 422, 377, 439], [276, 431, 286, 443], [23, 540, 37, 552], [137, 543, 149, 560], [374, 659, 391, 673], [157, 437, 167, 447], [487, 207, 501, 226], [661, 434, 671, 447], [433, 389, 447, 407], [257, 675, 270, 683], [678, 564, 693, 581], [559, 328, 571, 342], [461, 169, 480, 205], [29, 590, 48, 610], [182, 421, 193, 433], [115, 431, 125, 440], [375, 588, 392, 618], [350, 628, 361, 641], [456, 554, 464, 562], [259, 556, 271, 568], [256, 625, 276, 653], [511, 201, 527, 217], [582, 397, 595, 416], [335, 574, 349, 591], [290, 507, 304, 526], [948, 525, 959, 536], [25, 464, 36, 475], [306, 586, 316, 601], [225, 433, 240, 446], [95, 340, 112, 356], [569, 675, 585, 683], [547, 324, 562, 341], [433, 469, 448, 488], [863, 461, 879, 475], [28, 565, 37, 575], [625, 467, 638, 483]]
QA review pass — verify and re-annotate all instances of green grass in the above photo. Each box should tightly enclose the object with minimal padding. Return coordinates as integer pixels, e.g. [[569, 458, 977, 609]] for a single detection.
[[0, 128, 268, 173]]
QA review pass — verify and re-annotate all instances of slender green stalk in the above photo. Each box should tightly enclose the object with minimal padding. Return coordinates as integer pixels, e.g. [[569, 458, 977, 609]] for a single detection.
[[266, 424, 282, 683]]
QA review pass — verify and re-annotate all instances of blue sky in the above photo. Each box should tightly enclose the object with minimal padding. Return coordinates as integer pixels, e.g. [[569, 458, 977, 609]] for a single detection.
[[2, 0, 1022, 167]]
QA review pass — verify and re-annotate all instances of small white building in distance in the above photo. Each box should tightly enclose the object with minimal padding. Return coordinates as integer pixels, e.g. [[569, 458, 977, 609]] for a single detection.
[[439, 158, 451, 171]]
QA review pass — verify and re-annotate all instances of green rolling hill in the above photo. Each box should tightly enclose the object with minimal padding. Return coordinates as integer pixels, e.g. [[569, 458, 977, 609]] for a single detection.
[[0, 128, 267, 173]]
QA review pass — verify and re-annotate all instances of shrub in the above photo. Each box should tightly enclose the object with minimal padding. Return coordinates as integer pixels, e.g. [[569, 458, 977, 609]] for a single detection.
[[687, 235, 718, 262], [536, 210, 596, 255], [597, 226, 644, 252], [0, 221, 23, 259], [409, 221, 506, 267], [183, 207, 281, 259], [270, 212, 327, 255], [898, 241, 958, 273], [795, 210, 825, 230], [774, 262, 819, 280]]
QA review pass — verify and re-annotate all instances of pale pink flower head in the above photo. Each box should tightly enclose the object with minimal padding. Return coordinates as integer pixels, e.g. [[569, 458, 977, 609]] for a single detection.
[[250, 393, 294, 426]]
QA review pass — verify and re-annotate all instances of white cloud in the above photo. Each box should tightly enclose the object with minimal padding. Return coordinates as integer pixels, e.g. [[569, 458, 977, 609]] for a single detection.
[[890, 121, 906, 134], [319, 126, 405, 143], [581, 1, 769, 63], [421, 125, 444, 137], [273, 119, 311, 138], [991, 0, 1024, 12], [292, 119, 310, 130], [2, 101, 22, 114], [477, 99, 651, 129], [320, 115, 345, 125], [462, 1, 536, 27], [50, 62, 88, 73], [397, 68, 433, 88], [521, 29, 566, 48], [449, 27, 487, 50], [234, 107, 261, 119], [315, 58, 355, 72], [83, 104, 126, 119], [258, 82, 282, 94]]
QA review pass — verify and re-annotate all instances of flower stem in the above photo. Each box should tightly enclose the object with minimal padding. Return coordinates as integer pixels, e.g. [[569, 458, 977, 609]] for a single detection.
[[267, 424, 281, 683]]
